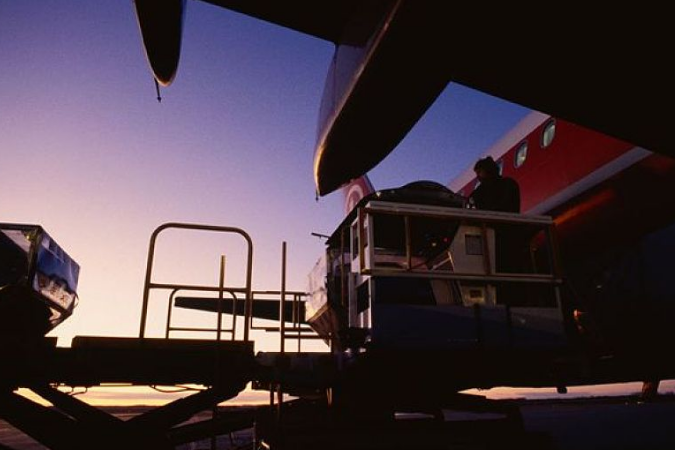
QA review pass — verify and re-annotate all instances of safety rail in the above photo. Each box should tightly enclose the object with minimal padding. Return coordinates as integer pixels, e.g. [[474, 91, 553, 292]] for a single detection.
[[164, 285, 241, 339], [350, 201, 564, 312], [164, 288, 313, 346], [263, 242, 317, 353], [356, 201, 562, 282], [266, 290, 320, 353], [138, 222, 254, 341], [151, 235, 318, 353]]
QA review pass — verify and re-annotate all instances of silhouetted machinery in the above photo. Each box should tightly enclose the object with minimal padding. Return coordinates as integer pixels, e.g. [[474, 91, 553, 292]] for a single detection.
[[0, 211, 672, 449], [0, 224, 79, 341]]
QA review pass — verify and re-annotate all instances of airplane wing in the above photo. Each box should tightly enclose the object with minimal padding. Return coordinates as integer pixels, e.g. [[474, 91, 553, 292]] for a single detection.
[[174, 296, 306, 324], [200, 0, 372, 43], [135, 1, 673, 196], [134, 0, 384, 85]]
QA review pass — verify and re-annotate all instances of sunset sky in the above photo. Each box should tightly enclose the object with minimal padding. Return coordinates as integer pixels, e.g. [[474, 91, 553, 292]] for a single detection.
[[6, 1, 670, 407], [1, 0, 530, 348]]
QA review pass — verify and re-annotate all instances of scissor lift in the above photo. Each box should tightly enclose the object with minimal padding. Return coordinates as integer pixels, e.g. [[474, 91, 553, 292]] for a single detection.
[[0, 223, 261, 450]]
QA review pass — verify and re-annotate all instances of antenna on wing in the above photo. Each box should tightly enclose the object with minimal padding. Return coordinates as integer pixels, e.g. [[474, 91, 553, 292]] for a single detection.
[[154, 78, 162, 103]]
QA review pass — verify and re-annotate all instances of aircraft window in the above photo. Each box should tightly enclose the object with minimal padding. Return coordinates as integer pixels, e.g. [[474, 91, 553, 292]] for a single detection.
[[474, 179, 481, 190], [541, 119, 556, 148], [496, 159, 504, 175], [514, 141, 528, 168]]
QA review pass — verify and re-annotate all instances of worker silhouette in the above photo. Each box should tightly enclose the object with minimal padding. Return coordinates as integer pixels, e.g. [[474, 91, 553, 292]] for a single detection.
[[469, 156, 520, 213], [469, 157, 524, 295]]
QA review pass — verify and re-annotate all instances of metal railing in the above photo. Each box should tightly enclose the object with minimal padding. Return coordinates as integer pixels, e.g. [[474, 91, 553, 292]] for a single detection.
[[250, 242, 317, 353], [356, 201, 563, 285], [164, 287, 241, 339], [138, 222, 254, 341]]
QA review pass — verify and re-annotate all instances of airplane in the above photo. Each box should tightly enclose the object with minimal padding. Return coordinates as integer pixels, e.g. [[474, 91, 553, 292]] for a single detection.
[[176, 108, 675, 410], [305, 112, 675, 401], [3, 125, 672, 448], [133, 0, 674, 196], [132, 0, 675, 414], [449, 112, 675, 397], [1, 2, 672, 449]]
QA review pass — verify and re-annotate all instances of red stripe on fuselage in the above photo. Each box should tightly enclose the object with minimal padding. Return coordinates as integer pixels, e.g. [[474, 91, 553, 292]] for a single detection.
[[457, 119, 634, 213], [452, 118, 675, 264]]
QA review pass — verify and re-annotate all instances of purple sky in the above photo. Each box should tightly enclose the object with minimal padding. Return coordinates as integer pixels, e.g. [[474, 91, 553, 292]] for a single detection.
[[1, 1, 529, 347], [5, 0, 674, 408]]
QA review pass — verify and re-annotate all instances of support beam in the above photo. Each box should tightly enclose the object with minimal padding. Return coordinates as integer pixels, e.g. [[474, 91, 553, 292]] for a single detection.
[[0, 390, 84, 450], [130, 383, 244, 431], [30, 384, 123, 430]]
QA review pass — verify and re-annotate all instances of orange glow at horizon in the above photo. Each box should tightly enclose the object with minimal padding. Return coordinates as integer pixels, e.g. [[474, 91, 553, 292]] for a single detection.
[[17, 383, 271, 408], [16, 380, 675, 408]]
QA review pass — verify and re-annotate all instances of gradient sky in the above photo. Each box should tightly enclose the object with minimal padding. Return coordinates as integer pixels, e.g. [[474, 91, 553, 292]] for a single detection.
[[1, 0, 532, 348], [3, 1, 674, 408]]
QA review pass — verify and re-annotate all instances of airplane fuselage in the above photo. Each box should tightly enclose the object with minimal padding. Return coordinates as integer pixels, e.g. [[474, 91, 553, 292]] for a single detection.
[[451, 113, 675, 363]]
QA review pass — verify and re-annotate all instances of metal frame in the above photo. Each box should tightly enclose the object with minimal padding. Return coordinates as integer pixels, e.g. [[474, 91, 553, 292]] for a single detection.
[[355, 202, 567, 353], [248, 289, 317, 351], [349, 201, 565, 341], [138, 222, 254, 341], [164, 288, 240, 339], [164, 254, 243, 341], [356, 201, 562, 285]]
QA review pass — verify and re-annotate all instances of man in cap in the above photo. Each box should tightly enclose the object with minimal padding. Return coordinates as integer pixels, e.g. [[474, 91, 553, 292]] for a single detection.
[[470, 156, 520, 213]]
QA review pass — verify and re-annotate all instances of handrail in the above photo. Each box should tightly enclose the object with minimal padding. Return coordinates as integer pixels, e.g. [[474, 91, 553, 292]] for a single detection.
[[280, 242, 287, 353], [138, 222, 254, 341], [362, 201, 554, 225], [351, 200, 566, 325], [275, 243, 317, 353], [357, 201, 561, 283], [165, 288, 179, 339], [362, 269, 562, 284], [148, 283, 249, 293], [165, 288, 238, 339]]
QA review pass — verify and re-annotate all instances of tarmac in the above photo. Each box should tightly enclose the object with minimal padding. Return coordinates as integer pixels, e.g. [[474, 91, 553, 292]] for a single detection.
[[1, 395, 674, 449]]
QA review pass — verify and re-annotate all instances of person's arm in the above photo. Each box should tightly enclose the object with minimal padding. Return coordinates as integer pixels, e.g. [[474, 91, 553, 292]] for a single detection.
[[469, 184, 483, 209]]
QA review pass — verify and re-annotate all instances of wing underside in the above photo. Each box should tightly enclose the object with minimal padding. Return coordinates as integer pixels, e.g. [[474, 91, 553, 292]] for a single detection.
[[201, 0, 373, 42]]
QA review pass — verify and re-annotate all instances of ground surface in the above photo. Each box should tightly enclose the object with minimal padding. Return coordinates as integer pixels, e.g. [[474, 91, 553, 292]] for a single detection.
[[1, 396, 674, 449]]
